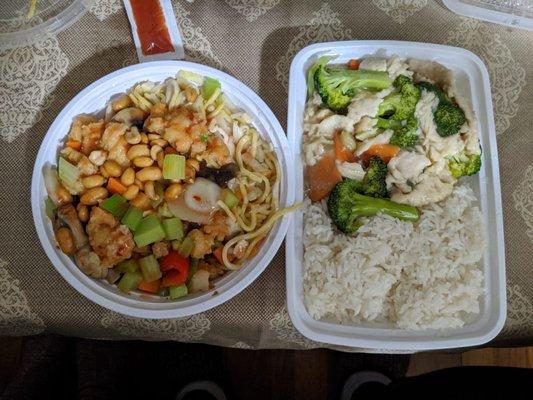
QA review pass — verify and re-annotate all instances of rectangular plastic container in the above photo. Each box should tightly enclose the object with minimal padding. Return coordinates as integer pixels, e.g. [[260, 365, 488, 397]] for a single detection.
[[443, 0, 533, 31], [285, 41, 506, 351]]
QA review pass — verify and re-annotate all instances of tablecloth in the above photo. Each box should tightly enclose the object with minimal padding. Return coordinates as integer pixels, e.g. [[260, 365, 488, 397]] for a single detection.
[[0, 0, 532, 350]]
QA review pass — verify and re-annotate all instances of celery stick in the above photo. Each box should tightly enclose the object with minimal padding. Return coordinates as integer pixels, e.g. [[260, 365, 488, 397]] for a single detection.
[[162, 217, 184, 241], [118, 271, 142, 293], [162, 154, 185, 180], [202, 77, 221, 100], [139, 254, 162, 283], [187, 258, 199, 284], [220, 188, 239, 209], [169, 284, 188, 299], [116, 259, 139, 274], [134, 215, 165, 247], [58, 157, 83, 194], [178, 237, 194, 257], [101, 194, 128, 218], [121, 207, 143, 232]]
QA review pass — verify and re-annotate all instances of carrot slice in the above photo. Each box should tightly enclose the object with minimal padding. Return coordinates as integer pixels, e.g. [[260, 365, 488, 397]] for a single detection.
[[347, 59, 360, 70], [66, 140, 82, 150], [306, 152, 342, 202], [333, 131, 356, 163], [107, 177, 127, 195], [360, 143, 400, 164], [138, 279, 161, 294], [213, 246, 224, 265]]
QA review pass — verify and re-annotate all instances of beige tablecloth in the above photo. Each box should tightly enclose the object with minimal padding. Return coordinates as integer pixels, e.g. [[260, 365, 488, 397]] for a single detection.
[[1, 0, 532, 350]]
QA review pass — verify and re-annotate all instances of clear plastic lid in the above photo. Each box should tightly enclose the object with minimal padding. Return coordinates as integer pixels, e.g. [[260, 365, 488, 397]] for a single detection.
[[0, 0, 89, 50], [443, 0, 533, 31]]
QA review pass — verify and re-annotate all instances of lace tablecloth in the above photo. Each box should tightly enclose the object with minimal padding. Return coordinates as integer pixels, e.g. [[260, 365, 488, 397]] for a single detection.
[[1, 0, 532, 350]]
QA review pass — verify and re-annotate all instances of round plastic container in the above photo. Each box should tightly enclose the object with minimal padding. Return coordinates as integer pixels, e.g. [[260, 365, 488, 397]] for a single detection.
[[31, 61, 295, 318], [0, 0, 87, 50]]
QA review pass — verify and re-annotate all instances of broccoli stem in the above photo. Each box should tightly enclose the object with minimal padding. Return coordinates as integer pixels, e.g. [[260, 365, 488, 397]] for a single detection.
[[350, 194, 420, 222]]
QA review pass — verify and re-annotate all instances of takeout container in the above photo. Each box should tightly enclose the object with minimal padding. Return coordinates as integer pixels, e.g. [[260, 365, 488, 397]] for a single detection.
[[31, 61, 295, 318], [286, 41, 506, 351]]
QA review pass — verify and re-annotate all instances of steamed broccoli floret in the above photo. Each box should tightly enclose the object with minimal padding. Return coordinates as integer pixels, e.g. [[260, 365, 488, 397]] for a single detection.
[[313, 63, 392, 113], [447, 151, 482, 178], [389, 117, 419, 149], [377, 75, 421, 121], [362, 156, 389, 198], [434, 102, 466, 137], [327, 179, 420, 234], [416, 81, 466, 137], [416, 81, 446, 103]]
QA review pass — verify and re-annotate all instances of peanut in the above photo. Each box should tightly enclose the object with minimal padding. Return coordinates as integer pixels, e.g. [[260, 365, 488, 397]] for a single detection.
[[144, 181, 158, 201], [156, 151, 165, 169], [150, 139, 167, 148], [164, 183, 184, 201], [103, 160, 122, 177], [150, 145, 163, 161], [99, 165, 110, 179], [123, 184, 139, 200], [81, 174, 105, 189], [133, 156, 154, 168], [56, 185, 73, 205], [140, 133, 149, 144], [130, 191, 152, 211], [76, 203, 89, 223], [120, 167, 135, 186], [88, 150, 107, 166], [147, 133, 161, 141], [56, 227, 75, 255], [136, 166, 162, 182], [126, 144, 150, 160], [125, 127, 141, 145], [80, 187, 108, 205]]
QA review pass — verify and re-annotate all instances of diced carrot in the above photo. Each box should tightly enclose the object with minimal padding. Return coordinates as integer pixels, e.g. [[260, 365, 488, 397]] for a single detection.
[[138, 279, 161, 294], [305, 152, 342, 202], [213, 246, 224, 265], [107, 177, 127, 195], [333, 131, 356, 163], [66, 140, 82, 150], [360, 143, 400, 164], [347, 59, 360, 70]]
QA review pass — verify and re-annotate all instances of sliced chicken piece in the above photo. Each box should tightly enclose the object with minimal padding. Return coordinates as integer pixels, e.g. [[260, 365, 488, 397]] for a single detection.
[[75, 246, 108, 279], [86, 207, 135, 266]]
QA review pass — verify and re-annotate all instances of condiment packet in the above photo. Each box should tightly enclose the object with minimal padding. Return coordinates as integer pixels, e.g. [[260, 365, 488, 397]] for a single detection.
[[123, 0, 185, 62]]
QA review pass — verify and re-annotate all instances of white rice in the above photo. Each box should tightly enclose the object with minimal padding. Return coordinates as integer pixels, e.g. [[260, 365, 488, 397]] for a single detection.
[[303, 184, 485, 330]]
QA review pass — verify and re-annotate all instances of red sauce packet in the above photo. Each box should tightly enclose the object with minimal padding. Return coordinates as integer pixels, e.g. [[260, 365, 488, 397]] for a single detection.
[[123, 0, 185, 61]]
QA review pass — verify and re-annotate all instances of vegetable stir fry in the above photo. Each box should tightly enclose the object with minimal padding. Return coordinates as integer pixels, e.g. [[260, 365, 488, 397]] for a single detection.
[[45, 70, 298, 298], [303, 55, 482, 232]]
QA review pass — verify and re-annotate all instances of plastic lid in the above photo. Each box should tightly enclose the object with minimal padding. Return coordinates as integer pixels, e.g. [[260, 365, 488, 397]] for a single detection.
[[443, 0, 533, 31], [0, 0, 89, 50]]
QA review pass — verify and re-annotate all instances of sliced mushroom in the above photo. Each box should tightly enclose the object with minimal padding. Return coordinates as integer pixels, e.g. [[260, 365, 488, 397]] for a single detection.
[[57, 204, 88, 249], [112, 107, 146, 128], [196, 162, 238, 187]]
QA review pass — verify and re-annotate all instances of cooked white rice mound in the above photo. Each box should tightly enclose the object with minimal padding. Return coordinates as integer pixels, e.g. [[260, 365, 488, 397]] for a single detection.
[[303, 184, 485, 330]]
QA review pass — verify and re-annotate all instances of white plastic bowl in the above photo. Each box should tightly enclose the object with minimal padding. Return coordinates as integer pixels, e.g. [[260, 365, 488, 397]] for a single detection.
[[32, 61, 295, 319], [286, 41, 506, 351]]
